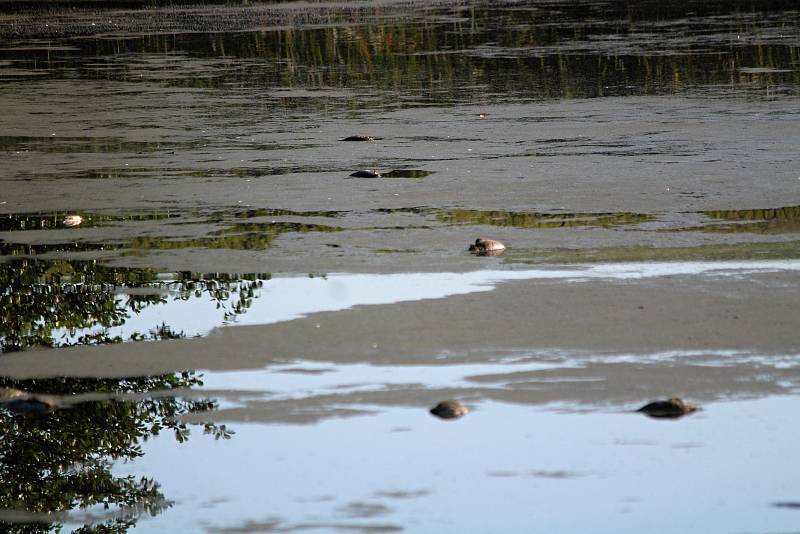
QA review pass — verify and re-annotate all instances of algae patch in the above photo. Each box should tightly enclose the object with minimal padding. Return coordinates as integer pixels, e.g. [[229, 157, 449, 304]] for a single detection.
[[438, 209, 654, 229], [505, 241, 800, 264]]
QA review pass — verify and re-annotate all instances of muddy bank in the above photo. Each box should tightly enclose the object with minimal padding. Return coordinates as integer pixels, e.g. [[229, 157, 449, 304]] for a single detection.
[[2, 92, 799, 274], [2, 267, 799, 379], [2, 92, 798, 217]]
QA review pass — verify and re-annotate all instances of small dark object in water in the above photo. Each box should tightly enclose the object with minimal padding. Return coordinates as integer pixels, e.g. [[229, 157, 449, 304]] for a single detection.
[[430, 400, 469, 420], [349, 170, 381, 178], [637, 398, 698, 419], [468, 238, 506, 256], [342, 135, 375, 142], [0, 387, 58, 415], [773, 502, 800, 510]]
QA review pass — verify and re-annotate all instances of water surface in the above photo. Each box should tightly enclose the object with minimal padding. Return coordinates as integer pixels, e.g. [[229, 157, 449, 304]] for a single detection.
[[1, 0, 799, 532]]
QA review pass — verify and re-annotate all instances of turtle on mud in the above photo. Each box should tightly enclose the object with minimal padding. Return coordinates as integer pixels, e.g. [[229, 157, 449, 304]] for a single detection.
[[0, 387, 59, 415], [430, 400, 469, 420], [341, 135, 376, 142], [468, 238, 506, 256], [349, 170, 382, 178], [637, 398, 698, 419]]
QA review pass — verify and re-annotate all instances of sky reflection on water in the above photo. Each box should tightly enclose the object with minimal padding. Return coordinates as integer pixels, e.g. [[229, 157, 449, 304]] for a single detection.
[[111, 396, 800, 534]]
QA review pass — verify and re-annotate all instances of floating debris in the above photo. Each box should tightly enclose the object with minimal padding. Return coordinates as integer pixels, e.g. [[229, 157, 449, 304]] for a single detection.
[[349, 170, 381, 178], [430, 400, 469, 420], [341, 135, 376, 142], [468, 238, 506, 256], [637, 398, 698, 419], [0, 387, 59, 415], [62, 214, 83, 227]]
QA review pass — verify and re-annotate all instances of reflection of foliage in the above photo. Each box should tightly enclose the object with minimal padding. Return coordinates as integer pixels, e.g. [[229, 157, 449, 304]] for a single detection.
[[143, 322, 185, 341], [438, 209, 653, 229], [0, 260, 162, 352], [3, 2, 798, 100], [689, 206, 800, 234], [0, 241, 122, 256], [125, 221, 341, 251], [0, 372, 229, 533], [704, 206, 800, 221], [0, 135, 199, 156], [230, 208, 342, 220], [0, 211, 178, 232], [0, 211, 342, 256], [0, 259, 266, 352]]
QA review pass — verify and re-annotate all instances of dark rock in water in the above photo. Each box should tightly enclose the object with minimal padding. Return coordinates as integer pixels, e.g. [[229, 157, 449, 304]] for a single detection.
[[637, 398, 698, 419], [430, 400, 469, 420], [468, 238, 506, 256], [0, 387, 58, 415], [342, 135, 376, 142], [349, 170, 381, 178]]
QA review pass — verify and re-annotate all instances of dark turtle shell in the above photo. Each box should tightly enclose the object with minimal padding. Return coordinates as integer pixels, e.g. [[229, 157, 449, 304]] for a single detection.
[[637, 398, 698, 419], [430, 400, 469, 420]]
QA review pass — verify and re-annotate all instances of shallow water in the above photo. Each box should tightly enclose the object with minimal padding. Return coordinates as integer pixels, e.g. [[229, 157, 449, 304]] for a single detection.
[[1, 0, 799, 532], [106, 396, 800, 534]]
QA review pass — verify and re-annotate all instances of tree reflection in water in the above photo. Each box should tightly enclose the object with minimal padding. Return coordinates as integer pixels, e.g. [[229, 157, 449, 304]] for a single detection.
[[0, 259, 245, 532], [0, 373, 233, 533], [0, 258, 266, 353]]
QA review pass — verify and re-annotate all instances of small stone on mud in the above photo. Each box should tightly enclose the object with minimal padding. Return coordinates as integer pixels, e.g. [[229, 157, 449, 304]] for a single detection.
[[349, 170, 381, 178], [62, 214, 83, 227], [430, 400, 469, 420], [468, 238, 506, 256], [342, 135, 375, 141], [637, 398, 698, 419]]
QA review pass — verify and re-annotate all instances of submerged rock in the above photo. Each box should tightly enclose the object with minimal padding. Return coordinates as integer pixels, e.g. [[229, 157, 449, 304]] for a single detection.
[[349, 170, 382, 178], [342, 135, 375, 142], [468, 238, 506, 255], [637, 398, 698, 419], [0, 387, 59, 415], [430, 400, 469, 420]]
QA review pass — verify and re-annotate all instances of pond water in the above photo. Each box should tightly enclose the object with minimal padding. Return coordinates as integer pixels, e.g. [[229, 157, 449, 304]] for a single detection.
[[1, 0, 799, 532]]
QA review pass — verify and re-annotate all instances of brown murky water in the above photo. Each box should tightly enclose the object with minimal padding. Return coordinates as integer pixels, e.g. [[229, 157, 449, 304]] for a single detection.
[[1, 0, 799, 532]]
